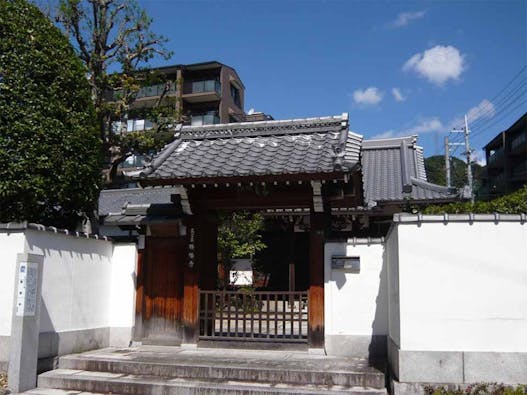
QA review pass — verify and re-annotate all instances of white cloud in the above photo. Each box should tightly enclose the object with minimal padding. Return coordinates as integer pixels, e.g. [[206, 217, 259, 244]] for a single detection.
[[391, 11, 426, 27], [392, 88, 405, 102], [449, 99, 495, 129], [353, 87, 383, 105], [466, 99, 495, 123], [472, 149, 487, 166], [403, 45, 465, 85], [247, 108, 255, 115], [372, 117, 443, 139], [403, 117, 443, 135], [372, 130, 396, 139]]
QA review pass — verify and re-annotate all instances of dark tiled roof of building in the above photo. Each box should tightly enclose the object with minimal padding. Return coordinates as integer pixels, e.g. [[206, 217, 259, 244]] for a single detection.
[[98, 187, 181, 216], [361, 136, 458, 207], [131, 114, 362, 181]]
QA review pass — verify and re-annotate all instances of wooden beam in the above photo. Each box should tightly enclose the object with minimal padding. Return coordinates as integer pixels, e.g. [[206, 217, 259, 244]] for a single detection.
[[140, 171, 350, 187], [308, 212, 326, 348]]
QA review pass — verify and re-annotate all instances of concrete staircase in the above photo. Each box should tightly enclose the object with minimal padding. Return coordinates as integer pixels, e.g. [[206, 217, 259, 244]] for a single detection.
[[34, 346, 388, 394]]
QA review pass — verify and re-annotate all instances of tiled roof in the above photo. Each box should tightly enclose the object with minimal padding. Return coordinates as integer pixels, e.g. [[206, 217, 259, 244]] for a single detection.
[[361, 136, 458, 207], [98, 186, 181, 216], [131, 114, 363, 181]]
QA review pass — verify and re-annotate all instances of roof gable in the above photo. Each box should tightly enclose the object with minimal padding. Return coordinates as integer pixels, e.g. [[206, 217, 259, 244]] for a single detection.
[[361, 136, 458, 206]]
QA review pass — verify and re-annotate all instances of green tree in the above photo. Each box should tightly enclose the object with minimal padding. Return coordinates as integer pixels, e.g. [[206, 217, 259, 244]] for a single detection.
[[0, 0, 101, 229], [218, 211, 267, 267], [54, 0, 174, 182], [425, 155, 483, 191]]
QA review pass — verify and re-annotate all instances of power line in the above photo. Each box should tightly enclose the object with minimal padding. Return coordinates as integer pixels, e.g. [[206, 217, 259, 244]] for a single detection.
[[448, 65, 527, 142]]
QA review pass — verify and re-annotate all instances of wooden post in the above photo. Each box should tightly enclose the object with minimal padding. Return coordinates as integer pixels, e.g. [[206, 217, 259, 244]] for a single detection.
[[182, 220, 199, 345], [308, 212, 325, 349]]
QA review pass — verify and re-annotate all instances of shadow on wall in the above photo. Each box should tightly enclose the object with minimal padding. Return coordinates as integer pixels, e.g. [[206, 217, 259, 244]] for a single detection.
[[369, 245, 388, 367]]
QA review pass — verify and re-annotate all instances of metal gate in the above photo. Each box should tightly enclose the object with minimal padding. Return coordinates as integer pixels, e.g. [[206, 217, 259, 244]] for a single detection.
[[199, 290, 308, 343]]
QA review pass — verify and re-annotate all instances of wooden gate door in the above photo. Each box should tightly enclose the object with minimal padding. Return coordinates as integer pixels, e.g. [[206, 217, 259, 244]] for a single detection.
[[141, 237, 186, 344]]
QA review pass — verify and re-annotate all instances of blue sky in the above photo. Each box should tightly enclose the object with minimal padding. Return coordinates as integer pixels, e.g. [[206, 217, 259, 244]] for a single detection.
[[144, 1, 524, 160]]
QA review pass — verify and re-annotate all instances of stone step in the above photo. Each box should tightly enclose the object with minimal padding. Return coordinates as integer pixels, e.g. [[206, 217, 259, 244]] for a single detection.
[[58, 352, 385, 388], [37, 369, 388, 395]]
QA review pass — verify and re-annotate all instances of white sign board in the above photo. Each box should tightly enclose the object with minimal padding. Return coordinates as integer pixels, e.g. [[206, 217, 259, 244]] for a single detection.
[[16, 262, 38, 317], [230, 259, 253, 286]]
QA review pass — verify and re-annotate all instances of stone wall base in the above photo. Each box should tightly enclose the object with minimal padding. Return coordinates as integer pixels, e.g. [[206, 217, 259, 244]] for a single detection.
[[325, 334, 387, 359], [389, 337, 527, 385], [0, 327, 133, 372]]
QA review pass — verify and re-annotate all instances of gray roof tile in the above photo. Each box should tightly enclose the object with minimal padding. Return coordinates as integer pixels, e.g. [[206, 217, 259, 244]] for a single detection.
[[134, 115, 363, 180], [361, 136, 458, 207], [98, 186, 181, 216]]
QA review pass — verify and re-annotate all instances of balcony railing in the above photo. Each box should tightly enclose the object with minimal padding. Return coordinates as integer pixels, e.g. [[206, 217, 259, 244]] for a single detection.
[[184, 79, 221, 95], [135, 82, 176, 99], [191, 113, 220, 126]]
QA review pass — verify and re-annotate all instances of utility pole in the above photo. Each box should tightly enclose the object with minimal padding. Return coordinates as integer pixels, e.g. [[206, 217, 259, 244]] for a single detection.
[[444, 136, 451, 188], [464, 114, 474, 203]]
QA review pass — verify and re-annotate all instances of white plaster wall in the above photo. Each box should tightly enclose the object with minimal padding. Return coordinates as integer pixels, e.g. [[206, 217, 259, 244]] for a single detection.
[[109, 244, 137, 328], [325, 241, 388, 337], [0, 232, 26, 336], [396, 221, 527, 353], [24, 230, 114, 333], [385, 226, 400, 347]]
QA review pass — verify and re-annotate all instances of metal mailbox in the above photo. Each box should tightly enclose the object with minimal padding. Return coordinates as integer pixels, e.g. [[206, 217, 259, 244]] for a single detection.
[[331, 255, 360, 272]]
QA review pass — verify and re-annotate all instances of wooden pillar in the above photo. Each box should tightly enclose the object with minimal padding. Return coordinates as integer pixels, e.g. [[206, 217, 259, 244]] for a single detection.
[[182, 210, 217, 344], [182, 219, 199, 345], [308, 212, 325, 349], [199, 214, 218, 291]]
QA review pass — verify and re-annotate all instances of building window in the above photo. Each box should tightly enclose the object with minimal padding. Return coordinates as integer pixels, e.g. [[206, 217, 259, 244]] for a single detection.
[[191, 111, 220, 126], [189, 79, 221, 94], [230, 83, 241, 107]]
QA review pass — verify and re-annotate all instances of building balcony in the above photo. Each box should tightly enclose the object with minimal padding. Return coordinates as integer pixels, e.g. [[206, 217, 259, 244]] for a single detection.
[[190, 112, 220, 126], [182, 80, 221, 103]]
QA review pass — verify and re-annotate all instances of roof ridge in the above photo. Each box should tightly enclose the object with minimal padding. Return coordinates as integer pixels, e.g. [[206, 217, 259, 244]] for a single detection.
[[410, 177, 456, 193]]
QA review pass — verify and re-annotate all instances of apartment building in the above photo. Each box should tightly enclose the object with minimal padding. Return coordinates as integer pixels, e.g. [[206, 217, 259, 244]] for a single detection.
[[481, 112, 527, 199], [113, 61, 246, 133]]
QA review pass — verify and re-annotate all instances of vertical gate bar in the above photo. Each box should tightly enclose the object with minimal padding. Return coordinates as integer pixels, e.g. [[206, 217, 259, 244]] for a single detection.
[[203, 292, 208, 337], [290, 292, 294, 338], [242, 293, 247, 337], [274, 294, 278, 339], [298, 294, 304, 339], [250, 293, 254, 338], [234, 293, 239, 338], [227, 293, 231, 337], [219, 292, 223, 337], [258, 293, 262, 338], [211, 293, 216, 337], [266, 293, 270, 339], [282, 294, 286, 339]]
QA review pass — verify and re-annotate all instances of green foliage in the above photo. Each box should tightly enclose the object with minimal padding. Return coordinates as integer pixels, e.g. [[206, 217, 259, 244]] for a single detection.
[[425, 155, 483, 191], [424, 383, 526, 395], [0, 0, 101, 229], [423, 184, 527, 214], [217, 211, 267, 265], [55, 0, 174, 182]]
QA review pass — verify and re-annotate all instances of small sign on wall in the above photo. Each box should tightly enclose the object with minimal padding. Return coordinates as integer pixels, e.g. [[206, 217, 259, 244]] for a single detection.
[[16, 262, 38, 317], [331, 256, 360, 273]]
